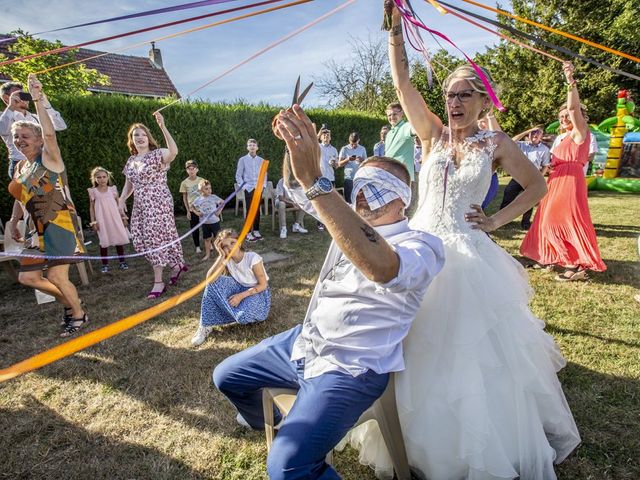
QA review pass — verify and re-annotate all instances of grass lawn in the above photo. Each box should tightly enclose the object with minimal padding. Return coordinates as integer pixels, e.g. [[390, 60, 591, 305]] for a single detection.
[[1, 179, 639, 479]]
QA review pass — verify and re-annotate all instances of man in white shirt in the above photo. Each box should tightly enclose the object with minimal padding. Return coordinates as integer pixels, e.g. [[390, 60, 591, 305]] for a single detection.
[[337, 132, 367, 203], [214, 105, 445, 480], [0, 81, 67, 178], [235, 138, 267, 241], [275, 178, 307, 239], [500, 128, 550, 230], [316, 127, 338, 231]]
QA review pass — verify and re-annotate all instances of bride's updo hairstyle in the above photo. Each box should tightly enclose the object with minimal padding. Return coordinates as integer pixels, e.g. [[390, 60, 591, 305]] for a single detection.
[[442, 65, 499, 119]]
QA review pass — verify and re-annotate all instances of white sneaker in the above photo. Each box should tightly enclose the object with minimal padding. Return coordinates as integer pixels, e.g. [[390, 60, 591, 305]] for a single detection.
[[280, 227, 287, 239], [292, 223, 308, 234], [253, 231, 263, 240], [236, 413, 251, 429], [195, 247, 202, 254], [246, 232, 256, 242], [191, 325, 214, 346]]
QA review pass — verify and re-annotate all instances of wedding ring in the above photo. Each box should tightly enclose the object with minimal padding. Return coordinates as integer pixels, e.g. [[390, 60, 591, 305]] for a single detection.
[[294, 134, 302, 140]]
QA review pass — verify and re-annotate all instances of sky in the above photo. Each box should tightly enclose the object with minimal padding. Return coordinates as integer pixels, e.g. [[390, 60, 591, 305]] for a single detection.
[[1, 0, 501, 107]]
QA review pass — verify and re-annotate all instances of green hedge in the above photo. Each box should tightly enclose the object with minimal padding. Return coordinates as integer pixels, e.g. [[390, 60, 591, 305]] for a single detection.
[[0, 95, 384, 223]]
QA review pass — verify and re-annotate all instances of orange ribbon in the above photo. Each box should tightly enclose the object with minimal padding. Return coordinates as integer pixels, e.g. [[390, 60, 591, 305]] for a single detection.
[[0, 161, 268, 383], [461, 0, 640, 64]]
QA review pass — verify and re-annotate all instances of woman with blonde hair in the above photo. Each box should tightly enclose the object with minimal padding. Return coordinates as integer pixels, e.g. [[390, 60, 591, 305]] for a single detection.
[[191, 229, 270, 346], [119, 113, 187, 299], [521, 62, 606, 280], [342, 5, 580, 479], [7, 74, 87, 337]]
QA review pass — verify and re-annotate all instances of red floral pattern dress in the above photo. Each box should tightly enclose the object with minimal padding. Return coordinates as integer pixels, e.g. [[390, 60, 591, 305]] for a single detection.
[[123, 149, 184, 267]]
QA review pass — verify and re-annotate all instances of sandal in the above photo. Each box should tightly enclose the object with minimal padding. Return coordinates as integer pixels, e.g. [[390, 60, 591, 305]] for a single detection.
[[61, 302, 86, 326], [555, 268, 588, 282], [169, 264, 188, 285], [61, 306, 73, 326], [147, 282, 166, 299], [60, 313, 88, 338]]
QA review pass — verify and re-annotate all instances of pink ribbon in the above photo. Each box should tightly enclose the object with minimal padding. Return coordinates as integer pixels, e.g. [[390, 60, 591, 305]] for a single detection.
[[393, 0, 506, 112]]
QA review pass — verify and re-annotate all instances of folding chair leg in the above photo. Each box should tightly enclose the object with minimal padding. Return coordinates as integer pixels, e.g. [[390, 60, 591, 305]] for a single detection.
[[373, 381, 411, 480], [262, 390, 276, 451]]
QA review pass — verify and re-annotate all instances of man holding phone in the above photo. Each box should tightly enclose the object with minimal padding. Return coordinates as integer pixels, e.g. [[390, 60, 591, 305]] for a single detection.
[[338, 131, 367, 204], [0, 81, 67, 178]]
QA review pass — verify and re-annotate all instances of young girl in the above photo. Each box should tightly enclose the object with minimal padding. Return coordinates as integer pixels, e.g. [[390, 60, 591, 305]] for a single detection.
[[88, 167, 130, 273], [191, 229, 270, 346], [192, 179, 223, 261]]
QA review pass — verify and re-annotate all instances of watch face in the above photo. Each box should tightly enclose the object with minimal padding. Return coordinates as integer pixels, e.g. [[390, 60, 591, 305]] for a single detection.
[[317, 177, 333, 192]]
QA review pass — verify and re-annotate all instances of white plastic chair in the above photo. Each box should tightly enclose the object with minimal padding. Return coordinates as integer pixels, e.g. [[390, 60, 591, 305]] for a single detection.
[[234, 183, 265, 219], [262, 372, 411, 480], [234, 183, 247, 217]]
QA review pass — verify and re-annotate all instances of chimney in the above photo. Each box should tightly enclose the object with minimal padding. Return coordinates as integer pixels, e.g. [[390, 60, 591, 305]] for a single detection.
[[149, 42, 163, 70]]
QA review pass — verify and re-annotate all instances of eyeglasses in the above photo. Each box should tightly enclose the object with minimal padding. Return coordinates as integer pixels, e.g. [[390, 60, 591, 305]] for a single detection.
[[446, 90, 476, 103]]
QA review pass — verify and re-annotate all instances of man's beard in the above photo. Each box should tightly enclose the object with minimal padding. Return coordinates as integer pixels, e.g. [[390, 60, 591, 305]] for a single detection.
[[356, 201, 391, 221]]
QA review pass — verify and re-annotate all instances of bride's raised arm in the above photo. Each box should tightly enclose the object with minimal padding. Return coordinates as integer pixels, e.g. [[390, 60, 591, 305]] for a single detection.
[[387, 3, 443, 148]]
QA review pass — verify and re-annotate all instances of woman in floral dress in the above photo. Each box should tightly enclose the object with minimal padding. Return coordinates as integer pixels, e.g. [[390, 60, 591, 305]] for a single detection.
[[119, 112, 186, 299]]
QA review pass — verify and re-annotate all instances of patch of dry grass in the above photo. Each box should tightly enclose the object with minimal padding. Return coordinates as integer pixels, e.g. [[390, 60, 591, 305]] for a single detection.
[[1, 184, 639, 479]]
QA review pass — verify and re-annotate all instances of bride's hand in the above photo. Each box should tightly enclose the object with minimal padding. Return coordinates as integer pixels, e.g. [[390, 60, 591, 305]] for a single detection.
[[465, 204, 497, 232]]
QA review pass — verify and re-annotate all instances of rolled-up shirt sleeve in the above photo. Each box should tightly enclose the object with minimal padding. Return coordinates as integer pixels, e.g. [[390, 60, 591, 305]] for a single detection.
[[379, 234, 445, 293], [46, 108, 67, 131]]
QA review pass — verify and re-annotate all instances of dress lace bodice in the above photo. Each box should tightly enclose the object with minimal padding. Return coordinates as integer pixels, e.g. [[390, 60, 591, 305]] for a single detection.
[[410, 130, 498, 239]]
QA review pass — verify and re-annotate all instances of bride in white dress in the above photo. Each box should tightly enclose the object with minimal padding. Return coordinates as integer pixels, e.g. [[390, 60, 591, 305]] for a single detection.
[[342, 5, 581, 480]]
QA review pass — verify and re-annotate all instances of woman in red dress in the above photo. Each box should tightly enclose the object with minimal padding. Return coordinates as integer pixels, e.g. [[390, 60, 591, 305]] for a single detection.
[[520, 62, 606, 280]]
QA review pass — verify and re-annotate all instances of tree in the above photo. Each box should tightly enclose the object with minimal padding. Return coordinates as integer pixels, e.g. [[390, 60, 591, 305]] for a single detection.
[[316, 34, 463, 119], [476, 0, 640, 133], [315, 34, 392, 113], [0, 30, 109, 100]]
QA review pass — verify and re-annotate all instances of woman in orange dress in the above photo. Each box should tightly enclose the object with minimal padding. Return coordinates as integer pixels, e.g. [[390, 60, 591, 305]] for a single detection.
[[520, 62, 606, 280]]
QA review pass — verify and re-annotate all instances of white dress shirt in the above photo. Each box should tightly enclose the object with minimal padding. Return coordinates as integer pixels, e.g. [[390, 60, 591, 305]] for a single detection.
[[517, 141, 551, 170], [235, 153, 266, 192], [291, 219, 445, 379], [319, 143, 338, 181], [0, 107, 67, 162]]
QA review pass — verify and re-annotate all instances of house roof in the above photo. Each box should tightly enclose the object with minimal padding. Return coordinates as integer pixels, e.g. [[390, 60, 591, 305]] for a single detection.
[[0, 35, 180, 98]]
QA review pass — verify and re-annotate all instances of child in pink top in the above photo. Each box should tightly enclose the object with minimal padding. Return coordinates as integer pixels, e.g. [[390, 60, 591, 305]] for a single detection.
[[88, 167, 130, 273]]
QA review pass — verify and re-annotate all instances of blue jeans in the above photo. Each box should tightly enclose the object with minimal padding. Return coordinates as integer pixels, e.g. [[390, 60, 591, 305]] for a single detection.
[[213, 325, 389, 480]]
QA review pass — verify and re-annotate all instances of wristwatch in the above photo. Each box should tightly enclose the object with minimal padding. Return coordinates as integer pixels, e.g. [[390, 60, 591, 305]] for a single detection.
[[305, 176, 333, 200]]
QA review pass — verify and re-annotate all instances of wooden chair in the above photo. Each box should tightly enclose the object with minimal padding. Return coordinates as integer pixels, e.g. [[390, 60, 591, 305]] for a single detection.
[[74, 216, 92, 286], [0, 220, 24, 282], [262, 372, 411, 480]]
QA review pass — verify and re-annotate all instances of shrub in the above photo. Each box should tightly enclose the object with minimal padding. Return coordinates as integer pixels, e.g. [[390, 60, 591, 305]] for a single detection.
[[0, 95, 383, 223]]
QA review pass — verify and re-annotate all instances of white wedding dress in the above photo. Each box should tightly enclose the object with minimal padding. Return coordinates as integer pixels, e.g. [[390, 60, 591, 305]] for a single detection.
[[341, 131, 580, 480]]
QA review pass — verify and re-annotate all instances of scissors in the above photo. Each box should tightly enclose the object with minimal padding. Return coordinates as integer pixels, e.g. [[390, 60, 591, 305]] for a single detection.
[[272, 76, 313, 140], [272, 76, 313, 187]]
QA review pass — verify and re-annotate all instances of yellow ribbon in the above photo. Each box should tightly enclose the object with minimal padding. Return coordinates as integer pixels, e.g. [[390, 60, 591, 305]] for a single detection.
[[426, 0, 447, 15], [0, 161, 269, 383]]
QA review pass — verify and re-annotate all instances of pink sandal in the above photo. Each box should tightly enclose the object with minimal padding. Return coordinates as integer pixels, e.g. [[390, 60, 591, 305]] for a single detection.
[[147, 282, 166, 299], [169, 264, 188, 285]]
